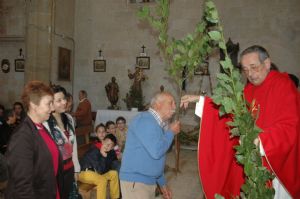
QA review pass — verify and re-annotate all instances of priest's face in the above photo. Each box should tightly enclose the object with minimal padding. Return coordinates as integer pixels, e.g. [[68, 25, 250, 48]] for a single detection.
[[241, 52, 270, 86]]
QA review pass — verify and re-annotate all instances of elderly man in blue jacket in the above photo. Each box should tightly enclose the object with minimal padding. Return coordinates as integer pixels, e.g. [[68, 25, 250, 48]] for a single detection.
[[120, 91, 181, 199]]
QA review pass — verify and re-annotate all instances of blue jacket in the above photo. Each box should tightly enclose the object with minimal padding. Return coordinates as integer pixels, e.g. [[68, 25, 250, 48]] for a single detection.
[[120, 111, 174, 186]]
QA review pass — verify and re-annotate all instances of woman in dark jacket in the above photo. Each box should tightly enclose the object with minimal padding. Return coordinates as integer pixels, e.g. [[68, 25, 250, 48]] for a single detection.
[[5, 81, 63, 199]]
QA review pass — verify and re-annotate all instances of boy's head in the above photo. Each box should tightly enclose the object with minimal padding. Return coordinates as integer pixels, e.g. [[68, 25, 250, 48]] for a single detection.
[[102, 134, 117, 152], [95, 123, 106, 141], [105, 120, 116, 134], [116, 116, 126, 131]]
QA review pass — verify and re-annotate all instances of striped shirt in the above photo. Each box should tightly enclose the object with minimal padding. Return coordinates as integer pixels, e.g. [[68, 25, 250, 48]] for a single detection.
[[148, 108, 168, 130]]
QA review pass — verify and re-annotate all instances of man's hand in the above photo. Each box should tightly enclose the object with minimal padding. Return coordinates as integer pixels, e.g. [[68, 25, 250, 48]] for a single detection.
[[180, 95, 200, 109], [169, 120, 181, 135], [161, 186, 172, 199]]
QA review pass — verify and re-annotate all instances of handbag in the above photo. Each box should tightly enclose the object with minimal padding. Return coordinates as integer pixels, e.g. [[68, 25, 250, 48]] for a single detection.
[[69, 181, 82, 199]]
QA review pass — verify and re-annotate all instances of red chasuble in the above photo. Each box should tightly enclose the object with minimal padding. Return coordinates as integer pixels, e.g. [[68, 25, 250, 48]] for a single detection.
[[198, 71, 300, 198], [198, 97, 244, 199], [244, 71, 300, 198]]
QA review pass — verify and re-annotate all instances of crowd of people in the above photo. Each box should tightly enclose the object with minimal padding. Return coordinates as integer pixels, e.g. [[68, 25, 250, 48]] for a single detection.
[[0, 45, 299, 199]]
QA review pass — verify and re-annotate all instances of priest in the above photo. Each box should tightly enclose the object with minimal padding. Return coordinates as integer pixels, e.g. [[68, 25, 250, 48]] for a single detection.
[[181, 45, 300, 199]]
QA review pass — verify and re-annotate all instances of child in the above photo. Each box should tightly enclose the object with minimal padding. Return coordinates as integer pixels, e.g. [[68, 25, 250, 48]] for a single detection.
[[94, 123, 106, 149], [106, 121, 122, 159], [79, 134, 120, 199], [115, 116, 128, 152]]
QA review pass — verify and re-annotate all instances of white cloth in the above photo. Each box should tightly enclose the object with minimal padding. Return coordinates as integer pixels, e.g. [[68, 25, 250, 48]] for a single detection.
[[195, 96, 205, 118], [259, 142, 292, 199]]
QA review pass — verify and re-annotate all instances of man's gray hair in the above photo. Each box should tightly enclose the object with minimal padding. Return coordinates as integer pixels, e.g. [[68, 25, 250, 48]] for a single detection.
[[150, 91, 173, 108], [240, 45, 270, 63]]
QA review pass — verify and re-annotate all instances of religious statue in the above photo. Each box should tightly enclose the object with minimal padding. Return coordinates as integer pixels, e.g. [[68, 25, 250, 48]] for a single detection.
[[220, 38, 239, 70], [105, 76, 120, 109], [128, 67, 146, 95], [124, 67, 147, 111]]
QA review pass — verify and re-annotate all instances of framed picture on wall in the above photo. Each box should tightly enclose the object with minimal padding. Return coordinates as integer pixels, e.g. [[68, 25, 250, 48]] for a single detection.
[[15, 59, 25, 72], [58, 47, 71, 81], [94, 60, 106, 72], [136, 56, 150, 69]]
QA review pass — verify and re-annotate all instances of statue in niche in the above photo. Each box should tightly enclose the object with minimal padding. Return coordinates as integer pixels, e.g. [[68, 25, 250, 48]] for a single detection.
[[105, 76, 120, 110], [220, 38, 239, 72], [124, 67, 147, 111]]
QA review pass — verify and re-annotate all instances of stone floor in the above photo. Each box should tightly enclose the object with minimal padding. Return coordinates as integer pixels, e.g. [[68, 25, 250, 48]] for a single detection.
[[0, 148, 204, 199], [160, 148, 205, 199], [88, 148, 205, 199]]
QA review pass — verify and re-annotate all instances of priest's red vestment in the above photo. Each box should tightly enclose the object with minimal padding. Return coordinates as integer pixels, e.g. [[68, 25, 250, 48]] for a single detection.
[[198, 71, 300, 198]]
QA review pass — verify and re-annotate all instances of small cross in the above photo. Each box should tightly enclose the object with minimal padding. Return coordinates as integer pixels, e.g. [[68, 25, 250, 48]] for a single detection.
[[141, 45, 146, 53], [98, 49, 102, 57]]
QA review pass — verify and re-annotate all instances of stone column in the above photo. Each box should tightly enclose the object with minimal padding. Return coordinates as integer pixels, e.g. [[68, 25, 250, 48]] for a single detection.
[[24, 0, 53, 83]]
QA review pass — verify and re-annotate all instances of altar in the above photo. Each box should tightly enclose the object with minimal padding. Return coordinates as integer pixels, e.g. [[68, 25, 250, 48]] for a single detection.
[[94, 109, 140, 128]]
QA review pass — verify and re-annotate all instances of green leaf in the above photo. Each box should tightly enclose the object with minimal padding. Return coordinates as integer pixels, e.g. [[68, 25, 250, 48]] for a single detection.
[[214, 194, 225, 199], [230, 127, 240, 137], [180, 60, 187, 67], [220, 57, 233, 70], [222, 97, 235, 113], [216, 73, 231, 83], [188, 49, 194, 58], [218, 41, 226, 50], [137, 7, 150, 19], [226, 120, 238, 127], [177, 44, 186, 54], [212, 94, 223, 105], [166, 46, 173, 55], [236, 154, 244, 164], [208, 30, 221, 41], [210, 9, 219, 21], [205, 1, 216, 9], [196, 21, 206, 33], [235, 81, 244, 93]]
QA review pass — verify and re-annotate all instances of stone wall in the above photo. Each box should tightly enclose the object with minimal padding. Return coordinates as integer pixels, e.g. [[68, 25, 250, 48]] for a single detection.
[[0, 0, 25, 106], [1, 0, 300, 112], [74, 0, 300, 111], [0, 0, 75, 107]]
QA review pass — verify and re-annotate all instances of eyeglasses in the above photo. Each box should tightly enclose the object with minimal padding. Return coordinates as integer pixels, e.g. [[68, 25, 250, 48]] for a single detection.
[[242, 63, 264, 75]]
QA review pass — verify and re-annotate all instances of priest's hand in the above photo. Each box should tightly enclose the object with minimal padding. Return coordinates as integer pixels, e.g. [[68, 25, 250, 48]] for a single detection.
[[169, 120, 181, 135], [161, 185, 172, 199], [180, 95, 200, 109]]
